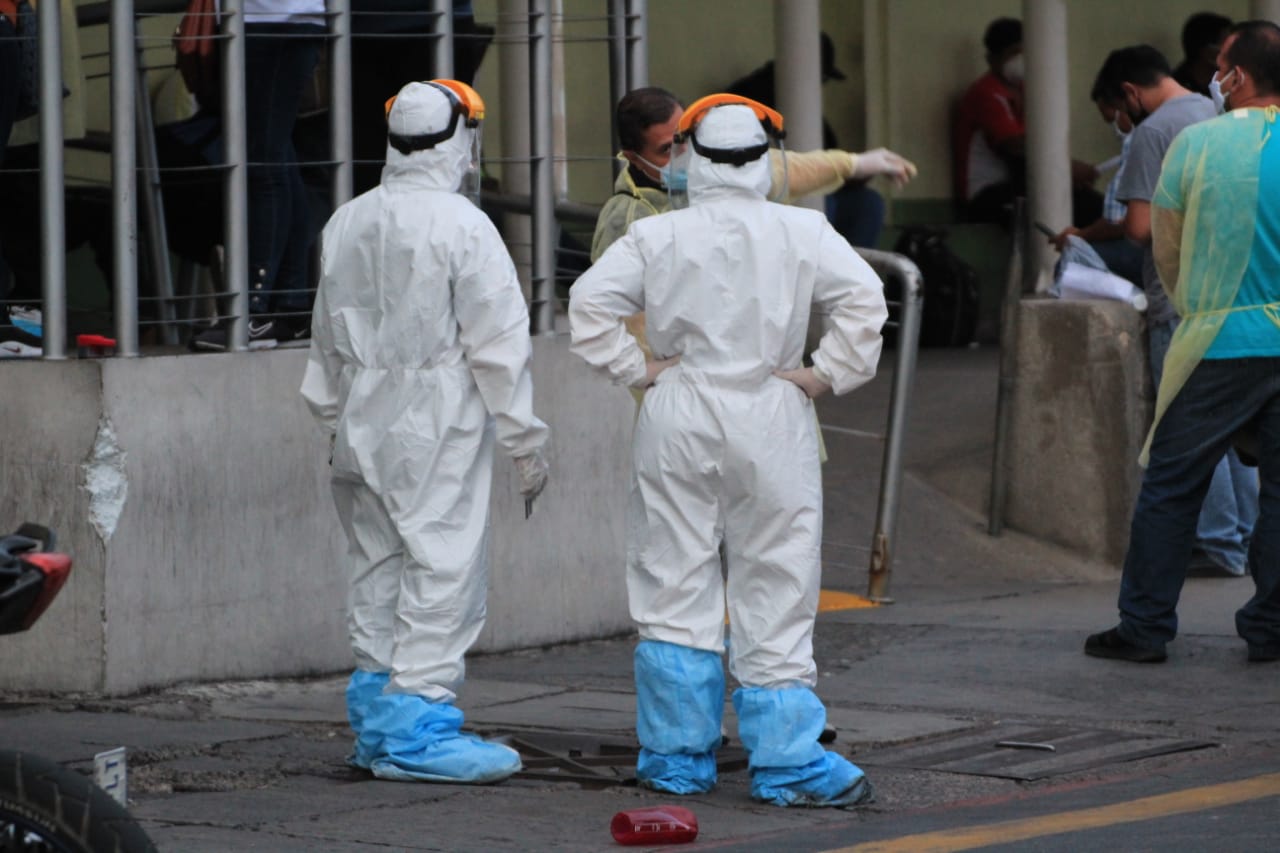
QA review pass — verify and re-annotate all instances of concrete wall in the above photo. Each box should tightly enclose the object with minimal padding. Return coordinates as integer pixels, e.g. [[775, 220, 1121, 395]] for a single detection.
[[0, 337, 634, 694], [1005, 298, 1152, 566]]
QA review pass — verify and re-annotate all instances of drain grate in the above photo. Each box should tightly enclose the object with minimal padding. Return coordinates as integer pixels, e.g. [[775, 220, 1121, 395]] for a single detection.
[[487, 730, 748, 788], [855, 722, 1217, 781]]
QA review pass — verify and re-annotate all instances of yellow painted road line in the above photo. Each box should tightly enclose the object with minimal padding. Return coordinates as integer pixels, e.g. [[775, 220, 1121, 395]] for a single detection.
[[819, 590, 878, 612], [833, 772, 1280, 853]]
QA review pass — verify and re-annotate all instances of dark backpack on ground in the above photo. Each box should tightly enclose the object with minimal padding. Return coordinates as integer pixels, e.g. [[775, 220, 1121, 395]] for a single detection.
[[889, 226, 980, 347]]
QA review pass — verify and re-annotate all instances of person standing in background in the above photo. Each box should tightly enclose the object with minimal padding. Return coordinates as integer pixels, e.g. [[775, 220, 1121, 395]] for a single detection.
[[1086, 21, 1280, 664], [192, 0, 326, 350]]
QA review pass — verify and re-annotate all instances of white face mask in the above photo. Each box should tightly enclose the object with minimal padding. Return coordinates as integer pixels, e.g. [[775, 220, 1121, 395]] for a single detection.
[[1001, 54, 1025, 84], [1209, 68, 1236, 114], [630, 152, 676, 188], [1111, 116, 1130, 141]]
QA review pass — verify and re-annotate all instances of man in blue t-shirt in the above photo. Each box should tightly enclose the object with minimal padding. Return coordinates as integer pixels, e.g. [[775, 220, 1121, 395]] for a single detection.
[[1085, 21, 1280, 665]]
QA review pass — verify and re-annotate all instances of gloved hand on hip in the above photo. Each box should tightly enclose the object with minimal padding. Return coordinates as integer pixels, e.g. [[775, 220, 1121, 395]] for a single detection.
[[851, 148, 918, 188], [633, 355, 681, 389], [773, 365, 832, 399], [514, 450, 549, 500]]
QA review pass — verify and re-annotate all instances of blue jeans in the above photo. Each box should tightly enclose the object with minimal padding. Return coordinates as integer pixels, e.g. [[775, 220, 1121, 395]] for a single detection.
[[1117, 356, 1280, 651], [1148, 319, 1258, 574], [825, 184, 885, 249], [245, 23, 323, 318]]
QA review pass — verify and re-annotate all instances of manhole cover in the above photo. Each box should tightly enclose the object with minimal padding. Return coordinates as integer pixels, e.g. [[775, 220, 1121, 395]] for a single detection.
[[487, 730, 748, 788], [856, 723, 1216, 781]]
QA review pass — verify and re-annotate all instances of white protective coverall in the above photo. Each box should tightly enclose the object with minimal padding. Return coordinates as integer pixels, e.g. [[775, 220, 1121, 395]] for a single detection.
[[569, 103, 887, 806], [301, 81, 548, 783]]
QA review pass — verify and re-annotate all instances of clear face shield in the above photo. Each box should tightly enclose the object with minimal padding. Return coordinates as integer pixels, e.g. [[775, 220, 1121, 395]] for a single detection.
[[455, 125, 484, 207], [384, 79, 486, 206], [667, 94, 788, 210]]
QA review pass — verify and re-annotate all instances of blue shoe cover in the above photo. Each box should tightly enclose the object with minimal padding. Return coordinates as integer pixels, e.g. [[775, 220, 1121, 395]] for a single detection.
[[734, 685, 873, 807], [636, 750, 718, 795], [345, 670, 390, 769], [750, 751, 874, 808], [362, 693, 521, 784], [634, 640, 725, 794]]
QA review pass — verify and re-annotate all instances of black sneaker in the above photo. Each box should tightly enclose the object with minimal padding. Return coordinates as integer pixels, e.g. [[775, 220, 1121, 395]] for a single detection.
[[189, 319, 286, 352], [1247, 644, 1280, 663], [276, 318, 311, 349], [1084, 627, 1167, 663]]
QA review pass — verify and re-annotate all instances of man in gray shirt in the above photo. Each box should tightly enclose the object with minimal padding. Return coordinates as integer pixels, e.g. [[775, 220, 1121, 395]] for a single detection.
[[1092, 45, 1257, 577]]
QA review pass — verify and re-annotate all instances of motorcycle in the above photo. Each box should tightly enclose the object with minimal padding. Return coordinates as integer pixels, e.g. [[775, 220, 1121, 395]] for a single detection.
[[0, 524, 158, 853]]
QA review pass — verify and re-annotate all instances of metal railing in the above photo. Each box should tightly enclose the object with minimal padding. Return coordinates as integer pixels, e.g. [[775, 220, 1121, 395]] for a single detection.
[[4, 0, 917, 603], [855, 248, 923, 604], [8, 0, 647, 354]]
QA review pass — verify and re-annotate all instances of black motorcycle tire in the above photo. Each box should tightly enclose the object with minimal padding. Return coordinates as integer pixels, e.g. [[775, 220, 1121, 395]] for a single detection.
[[0, 750, 157, 853]]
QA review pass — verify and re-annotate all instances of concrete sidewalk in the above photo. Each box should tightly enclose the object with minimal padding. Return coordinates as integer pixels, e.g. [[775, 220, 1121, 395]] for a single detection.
[[2, 348, 1272, 851]]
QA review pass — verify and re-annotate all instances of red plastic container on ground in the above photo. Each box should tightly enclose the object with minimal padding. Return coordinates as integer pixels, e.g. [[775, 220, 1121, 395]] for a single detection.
[[610, 805, 698, 845]]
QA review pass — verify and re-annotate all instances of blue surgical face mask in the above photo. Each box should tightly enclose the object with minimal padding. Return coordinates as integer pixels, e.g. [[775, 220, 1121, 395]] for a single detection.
[[1209, 68, 1235, 114], [660, 162, 688, 192], [630, 152, 684, 190]]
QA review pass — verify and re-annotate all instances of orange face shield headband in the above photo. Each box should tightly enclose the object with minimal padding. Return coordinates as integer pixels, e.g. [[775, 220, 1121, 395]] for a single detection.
[[384, 80, 486, 154], [674, 93, 785, 142]]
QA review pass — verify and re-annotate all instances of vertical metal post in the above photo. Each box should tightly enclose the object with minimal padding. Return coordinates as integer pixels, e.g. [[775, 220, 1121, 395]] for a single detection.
[[329, 0, 353, 210], [222, 0, 249, 350], [774, 0, 822, 210], [989, 198, 1028, 536], [861, 249, 922, 604], [498, 0, 532, 298], [429, 0, 453, 79], [1023, 0, 1071, 293], [624, 0, 647, 89], [110, 1, 139, 356], [606, 0, 626, 167], [38, 0, 66, 359], [136, 46, 178, 347], [528, 0, 555, 334]]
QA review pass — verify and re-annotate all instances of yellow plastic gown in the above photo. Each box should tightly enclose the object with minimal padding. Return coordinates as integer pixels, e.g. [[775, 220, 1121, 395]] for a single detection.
[[1147, 105, 1280, 464]]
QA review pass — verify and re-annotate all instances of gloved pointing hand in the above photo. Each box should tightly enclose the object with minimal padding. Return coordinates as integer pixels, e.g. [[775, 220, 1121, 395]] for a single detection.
[[514, 451, 549, 500], [851, 148, 918, 188]]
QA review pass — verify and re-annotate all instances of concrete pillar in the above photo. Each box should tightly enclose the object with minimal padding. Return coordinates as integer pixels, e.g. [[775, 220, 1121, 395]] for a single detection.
[[1251, 0, 1280, 23], [774, 0, 823, 210], [1007, 299, 1151, 566], [1022, 0, 1071, 293]]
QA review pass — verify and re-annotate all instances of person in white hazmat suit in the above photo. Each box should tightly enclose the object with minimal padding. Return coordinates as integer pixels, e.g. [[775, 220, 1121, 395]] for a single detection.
[[568, 95, 888, 807], [300, 79, 550, 784]]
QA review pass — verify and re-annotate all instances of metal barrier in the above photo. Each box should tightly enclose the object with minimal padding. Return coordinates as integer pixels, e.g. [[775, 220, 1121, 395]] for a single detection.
[[855, 248, 923, 604], [6, 1, 917, 602], [4, 0, 646, 353]]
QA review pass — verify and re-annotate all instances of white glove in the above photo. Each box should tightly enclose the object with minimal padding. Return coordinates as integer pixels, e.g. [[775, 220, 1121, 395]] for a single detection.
[[851, 148, 918, 188], [631, 355, 681, 390], [773, 365, 832, 399], [514, 451, 549, 500]]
